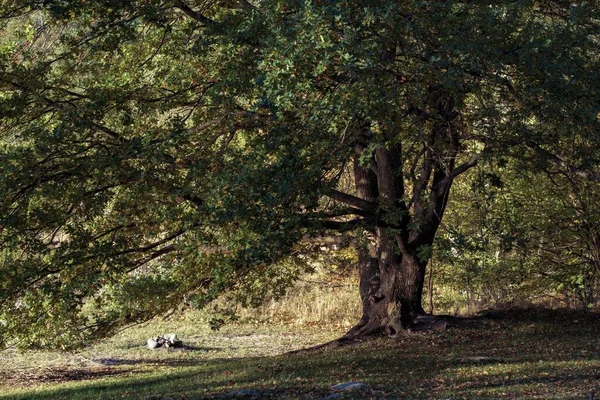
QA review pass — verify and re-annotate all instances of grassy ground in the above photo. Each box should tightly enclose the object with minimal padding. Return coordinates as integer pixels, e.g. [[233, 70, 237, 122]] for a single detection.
[[1, 308, 599, 399]]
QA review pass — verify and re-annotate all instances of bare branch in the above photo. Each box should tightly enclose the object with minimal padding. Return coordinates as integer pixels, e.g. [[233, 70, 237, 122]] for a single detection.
[[408, 140, 434, 211]]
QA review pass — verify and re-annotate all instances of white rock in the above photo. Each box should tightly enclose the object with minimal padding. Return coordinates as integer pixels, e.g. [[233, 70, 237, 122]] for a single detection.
[[169, 335, 183, 347]]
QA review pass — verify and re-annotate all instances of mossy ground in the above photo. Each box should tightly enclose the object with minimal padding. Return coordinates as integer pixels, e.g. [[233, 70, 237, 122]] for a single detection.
[[1, 309, 599, 399]]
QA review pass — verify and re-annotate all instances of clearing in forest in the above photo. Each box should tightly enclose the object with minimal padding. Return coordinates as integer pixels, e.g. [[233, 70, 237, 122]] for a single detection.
[[1, 308, 599, 399]]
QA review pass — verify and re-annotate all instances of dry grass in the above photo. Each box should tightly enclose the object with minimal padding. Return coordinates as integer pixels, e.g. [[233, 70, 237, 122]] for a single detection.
[[2, 273, 599, 399], [2, 308, 600, 399], [241, 278, 360, 329]]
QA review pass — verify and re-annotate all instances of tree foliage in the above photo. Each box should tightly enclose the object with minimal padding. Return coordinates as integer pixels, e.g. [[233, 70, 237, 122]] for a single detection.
[[1, 0, 600, 348], [436, 157, 600, 312]]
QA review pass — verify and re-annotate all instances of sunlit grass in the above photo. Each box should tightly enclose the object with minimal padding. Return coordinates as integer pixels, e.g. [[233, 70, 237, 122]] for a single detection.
[[1, 297, 599, 399]]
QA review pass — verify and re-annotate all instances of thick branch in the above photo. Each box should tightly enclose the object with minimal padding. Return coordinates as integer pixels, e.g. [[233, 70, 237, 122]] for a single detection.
[[452, 153, 481, 178], [327, 189, 377, 213], [310, 218, 373, 232], [409, 137, 435, 211], [308, 207, 373, 219], [126, 245, 177, 273], [173, 0, 215, 25]]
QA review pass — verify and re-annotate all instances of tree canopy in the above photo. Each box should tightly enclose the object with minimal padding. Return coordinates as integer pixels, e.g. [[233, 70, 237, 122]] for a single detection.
[[1, 0, 600, 349]]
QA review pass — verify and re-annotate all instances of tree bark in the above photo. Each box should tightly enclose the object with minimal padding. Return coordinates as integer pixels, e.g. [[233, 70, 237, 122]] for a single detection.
[[345, 142, 432, 337], [344, 91, 470, 337], [345, 229, 431, 337], [428, 256, 434, 314]]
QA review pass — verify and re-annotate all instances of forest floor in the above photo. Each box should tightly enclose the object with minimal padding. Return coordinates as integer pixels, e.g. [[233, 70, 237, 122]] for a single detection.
[[1, 308, 599, 399]]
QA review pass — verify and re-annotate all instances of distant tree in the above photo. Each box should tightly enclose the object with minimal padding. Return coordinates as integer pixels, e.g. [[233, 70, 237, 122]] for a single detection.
[[511, 171, 600, 308], [436, 158, 600, 312], [1, 0, 600, 348]]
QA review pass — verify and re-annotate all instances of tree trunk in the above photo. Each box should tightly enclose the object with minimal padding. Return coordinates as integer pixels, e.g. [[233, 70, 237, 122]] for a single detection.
[[345, 142, 433, 337], [345, 231, 430, 337], [428, 256, 435, 314], [342, 91, 469, 337]]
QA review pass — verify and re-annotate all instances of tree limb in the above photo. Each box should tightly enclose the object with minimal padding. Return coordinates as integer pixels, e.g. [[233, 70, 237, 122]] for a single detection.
[[114, 229, 187, 256], [172, 0, 215, 25], [452, 153, 481, 178], [307, 207, 372, 218], [309, 218, 373, 232], [1, 77, 125, 142], [327, 189, 377, 212]]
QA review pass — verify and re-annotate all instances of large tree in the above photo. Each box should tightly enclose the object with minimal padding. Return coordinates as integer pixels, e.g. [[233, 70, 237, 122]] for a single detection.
[[1, 0, 599, 348]]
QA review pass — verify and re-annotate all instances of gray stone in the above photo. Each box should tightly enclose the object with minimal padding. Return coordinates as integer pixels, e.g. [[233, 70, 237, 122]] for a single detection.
[[330, 382, 371, 392]]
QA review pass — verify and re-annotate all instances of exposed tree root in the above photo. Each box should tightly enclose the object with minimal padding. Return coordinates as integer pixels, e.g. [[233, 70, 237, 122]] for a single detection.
[[288, 314, 475, 355], [286, 333, 383, 355]]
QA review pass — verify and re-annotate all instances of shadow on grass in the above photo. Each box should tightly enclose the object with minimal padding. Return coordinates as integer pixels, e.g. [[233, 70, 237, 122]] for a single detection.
[[1, 356, 338, 399], [2, 368, 126, 386], [0, 349, 452, 400], [2, 370, 204, 400], [3, 309, 600, 399], [4, 351, 599, 399]]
